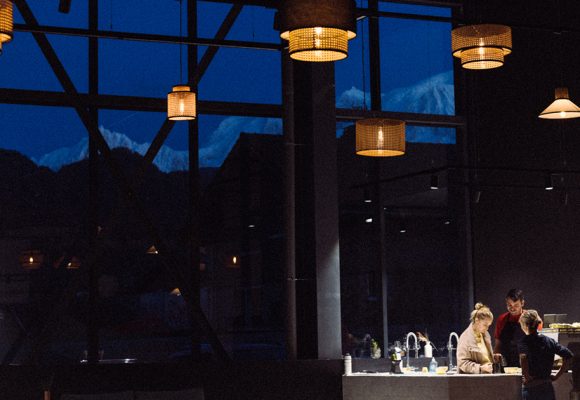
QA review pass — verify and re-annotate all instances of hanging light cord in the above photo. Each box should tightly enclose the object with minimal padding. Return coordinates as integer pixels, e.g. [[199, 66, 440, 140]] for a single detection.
[[179, 0, 183, 84], [360, 3, 367, 112]]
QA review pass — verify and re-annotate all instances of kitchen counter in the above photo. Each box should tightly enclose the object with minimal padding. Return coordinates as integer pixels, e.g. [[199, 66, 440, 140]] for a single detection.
[[342, 371, 573, 400]]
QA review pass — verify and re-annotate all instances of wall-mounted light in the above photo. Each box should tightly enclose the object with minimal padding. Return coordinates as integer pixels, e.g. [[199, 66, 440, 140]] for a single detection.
[[451, 24, 512, 70], [544, 174, 554, 191], [279, 0, 356, 62], [430, 174, 439, 190], [356, 118, 405, 157], [365, 217, 373, 223], [19, 249, 43, 270], [66, 256, 81, 270], [363, 188, 372, 203], [146, 245, 159, 255], [539, 87, 580, 119]]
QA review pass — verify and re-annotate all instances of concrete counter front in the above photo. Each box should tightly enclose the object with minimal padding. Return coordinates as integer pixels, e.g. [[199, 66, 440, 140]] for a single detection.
[[343, 372, 573, 400]]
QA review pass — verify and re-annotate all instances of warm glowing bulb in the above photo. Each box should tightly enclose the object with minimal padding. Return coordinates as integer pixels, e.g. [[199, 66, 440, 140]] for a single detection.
[[314, 50, 323, 58], [314, 27, 323, 36], [179, 100, 185, 114], [314, 38, 321, 48], [29, 256, 34, 263], [377, 128, 384, 147], [232, 256, 237, 264], [560, 111, 567, 118]]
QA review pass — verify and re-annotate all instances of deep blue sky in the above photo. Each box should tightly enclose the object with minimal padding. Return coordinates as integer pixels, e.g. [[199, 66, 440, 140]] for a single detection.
[[0, 1, 453, 167]]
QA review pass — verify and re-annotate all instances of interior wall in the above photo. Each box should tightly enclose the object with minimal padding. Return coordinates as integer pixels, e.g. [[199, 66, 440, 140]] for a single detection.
[[463, 0, 580, 323]]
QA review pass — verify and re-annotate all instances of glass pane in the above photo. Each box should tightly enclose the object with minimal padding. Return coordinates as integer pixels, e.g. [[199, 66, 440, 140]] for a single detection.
[[227, 6, 279, 43], [199, 115, 282, 168], [0, 32, 63, 91], [18, 1, 88, 29], [199, 116, 284, 360], [338, 125, 462, 356], [0, 105, 90, 364], [336, 18, 367, 109], [99, 39, 178, 98], [379, 2, 452, 18], [380, 18, 454, 115], [198, 47, 281, 104]]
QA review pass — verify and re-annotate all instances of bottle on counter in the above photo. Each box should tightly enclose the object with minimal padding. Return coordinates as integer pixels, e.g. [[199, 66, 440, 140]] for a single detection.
[[423, 341, 433, 358], [344, 353, 352, 375], [429, 357, 438, 373]]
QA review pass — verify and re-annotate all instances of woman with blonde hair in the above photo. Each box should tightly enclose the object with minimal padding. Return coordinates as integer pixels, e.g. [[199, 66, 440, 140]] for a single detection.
[[457, 303, 500, 374], [519, 310, 573, 400]]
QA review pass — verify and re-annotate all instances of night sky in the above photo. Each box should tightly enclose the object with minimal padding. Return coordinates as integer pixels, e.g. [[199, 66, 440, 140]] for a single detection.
[[0, 0, 453, 167]]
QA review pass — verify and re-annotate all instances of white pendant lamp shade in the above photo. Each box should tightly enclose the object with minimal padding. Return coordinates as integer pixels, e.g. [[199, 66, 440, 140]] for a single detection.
[[355, 118, 405, 157], [167, 85, 196, 120], [0, 0, 13, 45], [539, 87, 580, 119], [451, 24, 512, 70], [279, 0, 356, 62]]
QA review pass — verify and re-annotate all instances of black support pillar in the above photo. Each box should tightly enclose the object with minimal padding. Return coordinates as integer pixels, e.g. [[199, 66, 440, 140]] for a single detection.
[[284, 57, 342, 360]]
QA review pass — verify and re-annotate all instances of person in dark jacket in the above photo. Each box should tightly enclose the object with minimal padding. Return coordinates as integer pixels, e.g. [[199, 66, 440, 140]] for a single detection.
[[518, 309, 573, 400]]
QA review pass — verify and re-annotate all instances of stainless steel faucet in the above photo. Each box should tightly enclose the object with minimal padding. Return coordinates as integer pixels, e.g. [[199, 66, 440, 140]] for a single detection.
[[405, 332, 419, 368], [447, 332, 459, 371]]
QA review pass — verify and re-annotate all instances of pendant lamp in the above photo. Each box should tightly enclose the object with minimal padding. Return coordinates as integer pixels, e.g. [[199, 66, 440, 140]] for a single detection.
[[451, 24, 512, 70], [167, 85, 196, 120], [279, 0, 356, 62], [538, 87, 580, 119], [355, 118, 405, 157], [0, 0, 13, 52], [167, 0, 196, 120]]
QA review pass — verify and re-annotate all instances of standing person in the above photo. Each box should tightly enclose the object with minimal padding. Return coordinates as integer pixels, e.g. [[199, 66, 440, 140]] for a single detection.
[[494, 288, 528, 367], [457, 303, 499, 374], [519, 310, 573, 400]]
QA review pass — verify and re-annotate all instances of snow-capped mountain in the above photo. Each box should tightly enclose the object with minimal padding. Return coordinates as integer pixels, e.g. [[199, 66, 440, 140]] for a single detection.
[[35, 126, 189, 173], [34, 72, 453, 172], [336, 70, 455, 115]]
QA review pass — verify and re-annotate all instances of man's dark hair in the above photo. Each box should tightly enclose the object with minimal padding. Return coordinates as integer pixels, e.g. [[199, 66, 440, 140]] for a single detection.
[[506, 288, 524, 302]]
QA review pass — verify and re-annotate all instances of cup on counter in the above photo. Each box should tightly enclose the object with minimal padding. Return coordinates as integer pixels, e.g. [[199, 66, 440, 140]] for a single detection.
[[436, 366, 448, 375], [421, 367, 429, 373]]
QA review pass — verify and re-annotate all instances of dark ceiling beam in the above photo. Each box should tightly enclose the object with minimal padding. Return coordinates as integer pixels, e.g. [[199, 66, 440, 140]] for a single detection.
[[13, 23, 281, 51], [0, 88, 282, 117], [378, 0, 461, 8], [194, 4, 243, 84], [357, 7, 453, 23], [202, 0, 278, 8], [336, 108, 465, 128]]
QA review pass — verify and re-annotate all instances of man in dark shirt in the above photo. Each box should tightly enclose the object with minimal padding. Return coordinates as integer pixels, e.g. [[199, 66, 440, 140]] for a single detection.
[[518, 310, 573, 400]]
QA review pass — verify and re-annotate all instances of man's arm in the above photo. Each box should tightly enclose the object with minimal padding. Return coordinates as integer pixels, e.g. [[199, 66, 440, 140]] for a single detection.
[[520, 354, 532, 384], [493, 338, 502, 354]]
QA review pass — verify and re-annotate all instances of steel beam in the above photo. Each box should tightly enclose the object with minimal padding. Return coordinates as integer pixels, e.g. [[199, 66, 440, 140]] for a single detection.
[[0, 88, 282, 117], [14, 23, 280, 51]]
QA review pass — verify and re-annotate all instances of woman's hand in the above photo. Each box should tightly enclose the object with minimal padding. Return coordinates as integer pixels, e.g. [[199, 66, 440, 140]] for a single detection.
[[480, 363, 493, 374]]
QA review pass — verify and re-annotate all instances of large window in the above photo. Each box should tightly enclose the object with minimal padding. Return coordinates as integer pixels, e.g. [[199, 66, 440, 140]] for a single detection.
[[0, 0, 460, 364]]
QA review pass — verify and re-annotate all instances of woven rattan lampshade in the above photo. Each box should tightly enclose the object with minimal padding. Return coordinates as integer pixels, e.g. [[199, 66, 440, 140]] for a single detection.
[[539, 87, 580, 119], [0, 0, 13, 45], [356, 118, 405, 157], [167, 85, 196, 120], [451, 24, 512, 70], [279, 0, 356, 62]]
